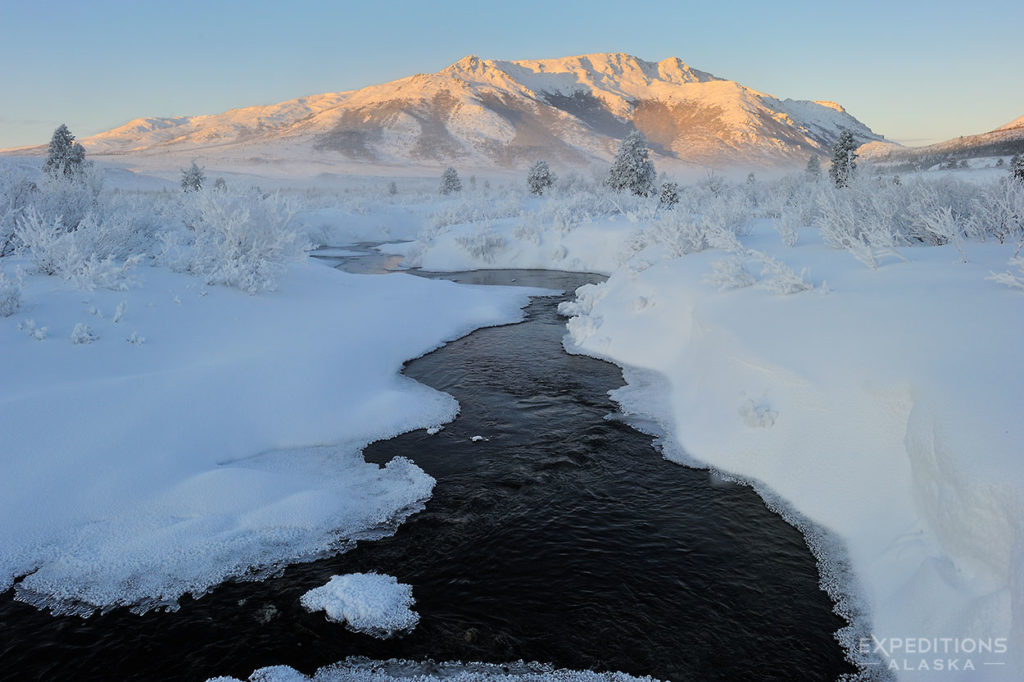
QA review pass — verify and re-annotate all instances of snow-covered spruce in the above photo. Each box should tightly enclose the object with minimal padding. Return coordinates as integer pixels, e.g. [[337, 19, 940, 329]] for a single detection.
[[300, 573, 419, 638]]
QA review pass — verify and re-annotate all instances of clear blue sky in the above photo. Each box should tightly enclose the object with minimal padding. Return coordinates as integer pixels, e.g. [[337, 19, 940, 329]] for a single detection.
[[1, 0, 1021, 149]]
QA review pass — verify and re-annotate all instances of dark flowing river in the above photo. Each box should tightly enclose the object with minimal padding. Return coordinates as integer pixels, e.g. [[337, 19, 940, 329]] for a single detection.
[[0, 252, 856, 681]]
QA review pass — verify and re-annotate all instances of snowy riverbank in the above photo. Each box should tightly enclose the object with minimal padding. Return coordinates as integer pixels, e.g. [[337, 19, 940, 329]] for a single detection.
[[0, 256, 542, 615], [400, 176, 1024, 680]]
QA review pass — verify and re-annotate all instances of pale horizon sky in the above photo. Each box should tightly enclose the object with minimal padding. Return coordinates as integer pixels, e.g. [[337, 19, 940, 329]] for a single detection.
[[1, 0, 1021, 149]]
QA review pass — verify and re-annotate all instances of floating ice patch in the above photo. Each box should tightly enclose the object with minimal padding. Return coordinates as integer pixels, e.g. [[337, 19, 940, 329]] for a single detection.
[[209, 657, 661, 681], [300, 573, 418, 638], [425, 425, 443, 435]]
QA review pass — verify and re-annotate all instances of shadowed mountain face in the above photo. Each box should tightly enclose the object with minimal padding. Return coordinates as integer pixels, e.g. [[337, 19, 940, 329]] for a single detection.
[[51, 53, 885, 169]]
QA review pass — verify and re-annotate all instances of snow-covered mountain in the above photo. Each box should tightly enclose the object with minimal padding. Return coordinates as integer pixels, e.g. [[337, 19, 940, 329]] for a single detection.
[[22, 53, 886, 170]]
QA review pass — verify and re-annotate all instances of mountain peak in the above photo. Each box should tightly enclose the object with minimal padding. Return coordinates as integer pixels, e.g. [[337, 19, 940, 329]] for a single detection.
[[45, 52, 882, 170]]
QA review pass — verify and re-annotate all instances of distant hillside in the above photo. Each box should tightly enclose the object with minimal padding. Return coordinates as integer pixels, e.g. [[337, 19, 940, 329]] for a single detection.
[[860, 115, 1024, 170]]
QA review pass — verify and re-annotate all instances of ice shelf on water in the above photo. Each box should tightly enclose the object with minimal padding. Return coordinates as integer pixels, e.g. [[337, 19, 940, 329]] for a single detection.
[[300, 573, 419, 638]]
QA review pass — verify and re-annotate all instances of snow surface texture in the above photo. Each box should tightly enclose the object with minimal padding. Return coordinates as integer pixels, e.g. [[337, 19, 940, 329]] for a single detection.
[[208, 658, 659, 682], [0, 258, 542, 616], [300, 573, 419, 638], [401, 174, 1024, 680]]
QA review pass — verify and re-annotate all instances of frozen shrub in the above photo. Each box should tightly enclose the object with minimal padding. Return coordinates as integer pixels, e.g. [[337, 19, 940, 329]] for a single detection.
[[659, 182, 679, 208], [70, 323, 97, 344], [15, 207, 142, 290], [455, 228, 506, 264], [161, 189, 307, 294], [18, 318, 47, 340], [749, 250, 815, 295], [1, 165, 39, 256], [987, 256, 1024, 291], [704, 257, 756, 291], [0, 267, 21, 317], [805, 155, 822, 180]]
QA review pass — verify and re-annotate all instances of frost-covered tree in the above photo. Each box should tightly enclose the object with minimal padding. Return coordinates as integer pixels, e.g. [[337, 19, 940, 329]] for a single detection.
[[805, 155, 822, 179], [607, 131, 655, 196], [181, 161, 205, 192], [43, 124, 88, 180], [829, 130, 858, 188], [213, 177, 227, 192], [658, 181, 679, 208], [1011, 153, 1024, 184], [439, 167, 462, 195], [527, 160, 556, 195], [387, 180, 398, 195]]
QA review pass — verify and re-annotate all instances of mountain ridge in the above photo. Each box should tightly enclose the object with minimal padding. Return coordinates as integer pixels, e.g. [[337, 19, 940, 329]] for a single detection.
[[6, 53, 886, 170]]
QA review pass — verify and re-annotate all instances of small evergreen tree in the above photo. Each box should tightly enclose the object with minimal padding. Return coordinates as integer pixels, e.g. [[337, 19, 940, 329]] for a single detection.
[[181, 161, 205, 192], [439, 167, 462, 195], [658, 181, 679, 208], [996, 157, 1005, 167], [213, 177, 227, 192], [607, 131, 655, 196], [43, 124, 88, 180], [746, 172, 756, 184], [805, 155, 821, 179], [527, 160, 556, 195], [829, 130, 858, 188], [387, 180, 398, 195], [1011, 153, 1024, 184]]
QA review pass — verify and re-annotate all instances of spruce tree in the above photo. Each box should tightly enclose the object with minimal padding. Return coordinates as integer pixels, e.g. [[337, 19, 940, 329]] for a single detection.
[[608, 131, 655, 196], [1011, 153, 1024, 184], [43, 124, 87, 180], [439, 167, 462, 195], [527, 160, 556, 195], [180, 160, 205, 192], [829, 131, 858, 188], [805, 155, 822, 180]]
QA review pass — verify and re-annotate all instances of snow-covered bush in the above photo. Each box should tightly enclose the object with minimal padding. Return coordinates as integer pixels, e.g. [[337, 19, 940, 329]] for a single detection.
[[159, 189, 307, 294], [0, 267, 21, 317], [15, 207, 143, 290], [704, 257, 756, 291], [749, 250, 816, 295], [0, 165, 39, 257], [455, 227, 506, 264], [70, 322, 97, 344], [658, 181, 679, 208], [987, 255, 1024, 291]]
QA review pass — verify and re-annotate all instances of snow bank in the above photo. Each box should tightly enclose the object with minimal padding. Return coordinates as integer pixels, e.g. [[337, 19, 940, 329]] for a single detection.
[[0, 259, 542, 615], [300, 573, 418, 638], [560, 235, 1023, 680], [398, 179, 1024, 679], [209, 658, 658, 682]]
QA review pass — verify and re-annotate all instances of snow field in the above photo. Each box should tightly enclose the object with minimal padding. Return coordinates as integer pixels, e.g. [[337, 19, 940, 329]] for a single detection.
[[0, 258, 544, 615]]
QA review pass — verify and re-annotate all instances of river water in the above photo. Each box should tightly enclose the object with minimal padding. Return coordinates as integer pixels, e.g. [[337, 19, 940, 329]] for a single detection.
[[0, 251, 856, 681]]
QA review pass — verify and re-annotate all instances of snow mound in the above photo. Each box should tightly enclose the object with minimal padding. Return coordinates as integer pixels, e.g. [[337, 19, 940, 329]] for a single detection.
[[209, 657, 660, 682], [300, 573, 419, 638]]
